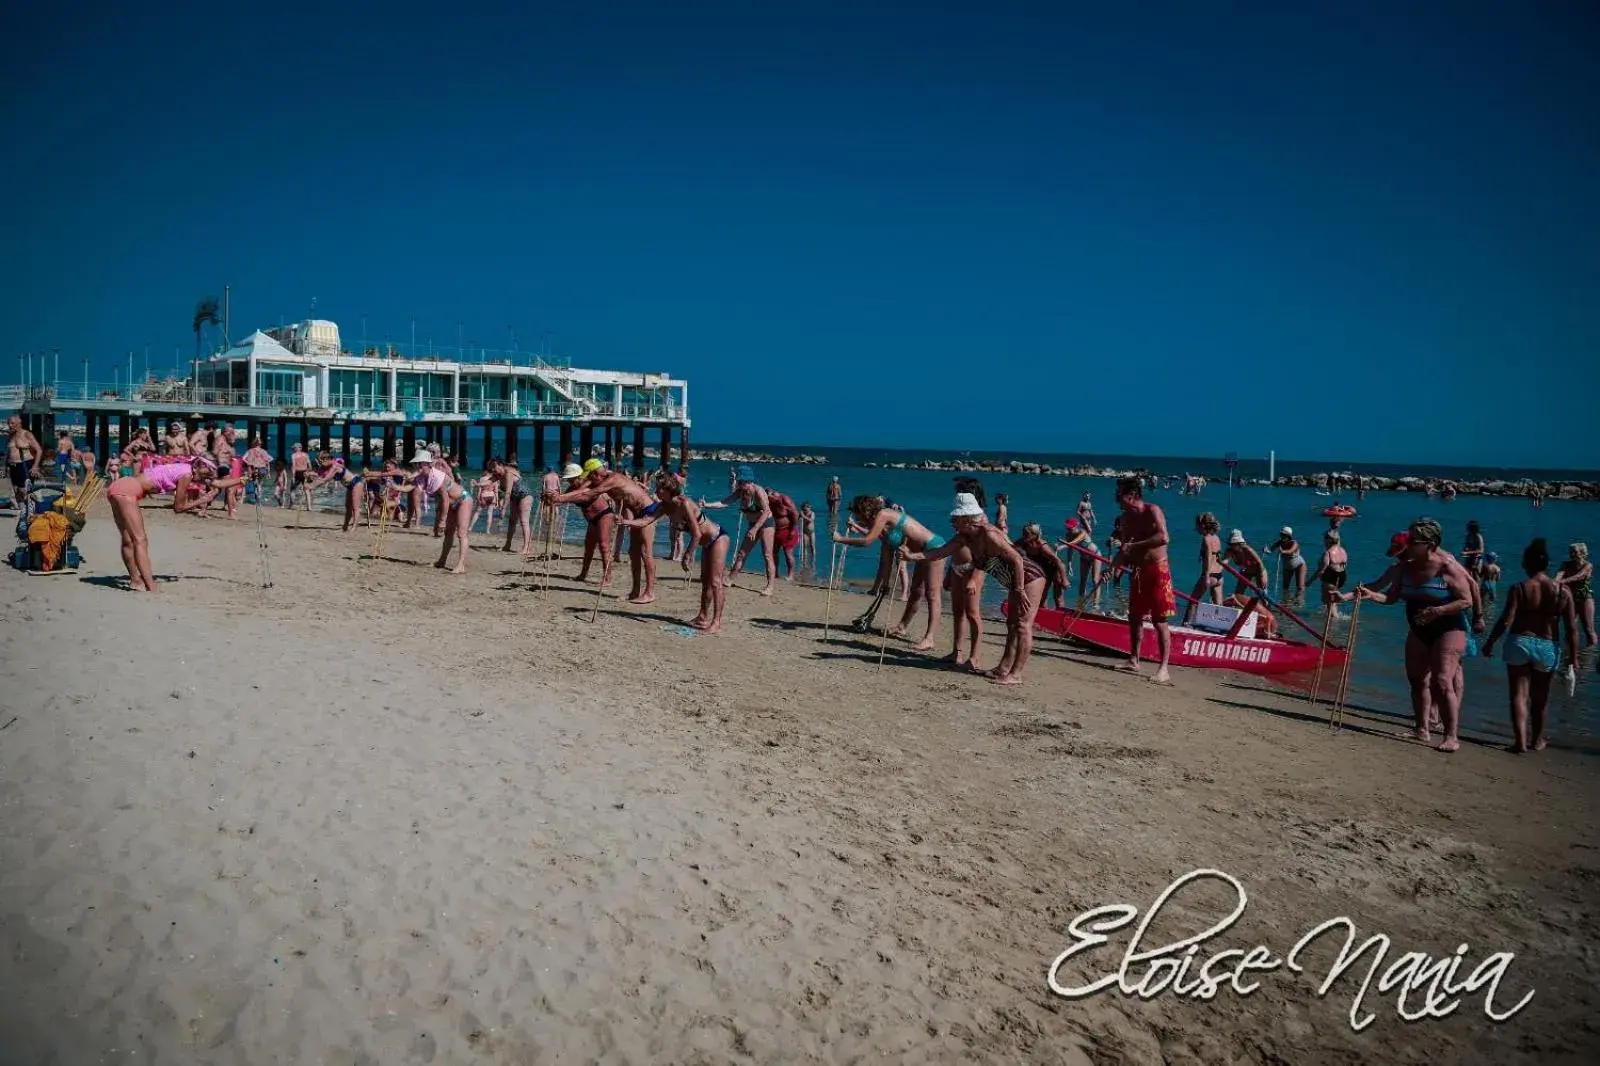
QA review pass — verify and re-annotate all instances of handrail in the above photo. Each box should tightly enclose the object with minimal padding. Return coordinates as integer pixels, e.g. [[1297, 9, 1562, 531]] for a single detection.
[[8, 379, 685, 423]]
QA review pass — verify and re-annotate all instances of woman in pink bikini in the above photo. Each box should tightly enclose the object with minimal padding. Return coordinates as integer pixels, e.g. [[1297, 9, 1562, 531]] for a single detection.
[[104, 456, 242, 591], [394, 453, 475, 572]]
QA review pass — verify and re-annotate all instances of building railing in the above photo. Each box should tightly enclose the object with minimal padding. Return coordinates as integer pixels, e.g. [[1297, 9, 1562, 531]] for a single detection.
[[220, 341, 574, 371], [10, 380, 687, 423]]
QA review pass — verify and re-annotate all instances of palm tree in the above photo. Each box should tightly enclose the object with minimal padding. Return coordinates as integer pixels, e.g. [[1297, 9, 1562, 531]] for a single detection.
[[192, 295, 221, 390]]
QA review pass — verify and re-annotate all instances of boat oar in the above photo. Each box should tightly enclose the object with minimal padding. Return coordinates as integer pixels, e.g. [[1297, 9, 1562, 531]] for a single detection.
[[1218, 560, 1341, 649], [1329, 597, 1363, 731]]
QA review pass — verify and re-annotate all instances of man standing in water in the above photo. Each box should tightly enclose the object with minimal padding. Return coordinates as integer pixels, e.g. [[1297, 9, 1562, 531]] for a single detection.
[[1112, 476, 1175, 684], [5, 415, 42, 507], [826, 475, 842, 532]]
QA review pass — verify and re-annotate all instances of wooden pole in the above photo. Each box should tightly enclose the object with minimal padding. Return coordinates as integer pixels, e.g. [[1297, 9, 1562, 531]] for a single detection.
[[1329, 597, 1363, 731], [876, 555, 901, 672], [822, 539, 846, 643], [1308, 602, 1334, 708]]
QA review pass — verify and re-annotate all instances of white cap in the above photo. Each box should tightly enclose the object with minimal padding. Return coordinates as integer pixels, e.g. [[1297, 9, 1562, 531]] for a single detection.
[[409, 450, 434, 464], [1229, 529, 1245, 544], [950, 492, 985, 518], [1281, 526, 1293, 536]]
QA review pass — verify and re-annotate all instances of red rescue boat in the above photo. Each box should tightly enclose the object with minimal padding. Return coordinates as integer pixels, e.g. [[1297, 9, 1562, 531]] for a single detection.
[[1323, 504, 1357, 518], [1024, 545, 1350, 682], [1010, 603, 1346, 678]]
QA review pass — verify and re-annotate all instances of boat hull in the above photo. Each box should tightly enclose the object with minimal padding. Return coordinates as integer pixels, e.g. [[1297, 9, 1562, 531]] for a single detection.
[[1013, 605, 1345, 677]]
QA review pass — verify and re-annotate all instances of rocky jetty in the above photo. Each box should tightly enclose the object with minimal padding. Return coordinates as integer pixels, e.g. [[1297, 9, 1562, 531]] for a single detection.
[[1270, 473, 1599, 501], [862, 458, 1150, 479], [681, 449, 828, 466]]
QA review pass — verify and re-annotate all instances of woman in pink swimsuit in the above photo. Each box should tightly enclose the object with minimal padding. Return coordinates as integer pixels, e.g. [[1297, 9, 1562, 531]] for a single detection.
[[393, 455, 475, 572], [104, 457, 241, 591]]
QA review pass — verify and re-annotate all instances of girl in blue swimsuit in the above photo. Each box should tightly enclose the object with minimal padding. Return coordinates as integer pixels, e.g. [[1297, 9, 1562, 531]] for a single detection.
[[833, 495, 947, 651]]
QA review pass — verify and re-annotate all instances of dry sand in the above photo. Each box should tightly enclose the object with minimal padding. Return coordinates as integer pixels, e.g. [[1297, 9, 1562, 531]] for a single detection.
[[1, 499, 1597, 1064]]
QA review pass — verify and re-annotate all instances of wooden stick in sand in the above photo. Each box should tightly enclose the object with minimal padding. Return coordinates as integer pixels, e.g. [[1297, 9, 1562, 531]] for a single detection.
[[536, 512, 556, 600], [1329, 597, 1363, 731], [1307, 603, 1334, 708], [876, 554, 902, 672], [822, 539, 847, 643], [253, 476, 273, 588], [726, 513, 744, 587]]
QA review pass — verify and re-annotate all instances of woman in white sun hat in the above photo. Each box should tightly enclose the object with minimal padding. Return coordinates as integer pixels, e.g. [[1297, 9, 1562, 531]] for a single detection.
[[903, 492, 1046, 686], [1273, 526, 1308, 597], [1220, 529, 1269, 596]]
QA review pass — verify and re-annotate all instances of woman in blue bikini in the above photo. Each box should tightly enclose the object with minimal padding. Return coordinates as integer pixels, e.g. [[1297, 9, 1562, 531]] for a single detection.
[[619, 472, 730, 633], [833, 495, 947, 650], [1482, 538, 1579, 753], [1346, 517, 1478, 751]]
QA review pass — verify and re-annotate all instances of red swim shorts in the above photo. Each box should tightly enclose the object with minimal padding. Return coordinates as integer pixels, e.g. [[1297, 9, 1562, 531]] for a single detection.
[[775, 525, 800, 550], [1130, 559, 1177, 621]]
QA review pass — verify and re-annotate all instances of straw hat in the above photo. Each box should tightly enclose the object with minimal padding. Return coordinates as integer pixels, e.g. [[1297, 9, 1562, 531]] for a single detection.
[[409, 449, 435, 464]]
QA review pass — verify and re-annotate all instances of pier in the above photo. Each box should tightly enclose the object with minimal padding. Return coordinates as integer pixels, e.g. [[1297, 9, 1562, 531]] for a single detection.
[[1, 319, 691, 473]]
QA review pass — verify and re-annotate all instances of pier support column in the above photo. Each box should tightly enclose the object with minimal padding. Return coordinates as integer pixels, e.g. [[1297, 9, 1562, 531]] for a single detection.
[[531, 422, 545, 471], [382, 424, 396, 461], [118, 414, 131, 452], [558, 424, 573, 468], [342, 421, 352, 462], [503, 423, 516, 465], [481, 424, 492, 470], [660, 426, 672, 471], [679, 425, 690, 472], [579, 424, 593, 462], [402, 425, 416, 465], [85, 411, 97, 456], [632, 424, 645, 473], [276, 420, 287, 460]]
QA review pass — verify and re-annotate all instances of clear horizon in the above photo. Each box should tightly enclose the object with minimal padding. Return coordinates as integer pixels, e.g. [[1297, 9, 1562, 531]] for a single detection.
[[2, 2, 1595, 468]]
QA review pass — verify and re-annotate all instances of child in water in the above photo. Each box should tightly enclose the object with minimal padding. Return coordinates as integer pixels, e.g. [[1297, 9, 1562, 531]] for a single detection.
[[1480, 552, 1501, 605], [799, 501, 817, 570]]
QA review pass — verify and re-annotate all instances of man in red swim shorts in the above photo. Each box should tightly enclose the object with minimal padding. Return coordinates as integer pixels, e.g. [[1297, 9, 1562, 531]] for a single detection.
[[1112, 476, 1176, 684]]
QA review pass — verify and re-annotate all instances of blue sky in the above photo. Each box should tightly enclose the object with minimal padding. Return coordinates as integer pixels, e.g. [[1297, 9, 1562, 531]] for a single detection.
[[2, 2, 1595, 468]]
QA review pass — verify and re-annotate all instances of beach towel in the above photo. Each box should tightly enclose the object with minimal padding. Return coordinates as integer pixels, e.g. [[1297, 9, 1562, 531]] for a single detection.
[[26, 510, 72, 571]]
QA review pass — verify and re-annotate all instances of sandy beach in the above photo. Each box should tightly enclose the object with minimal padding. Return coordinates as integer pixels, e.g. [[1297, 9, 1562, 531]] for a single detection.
[[2, 501, 1597, 1065]]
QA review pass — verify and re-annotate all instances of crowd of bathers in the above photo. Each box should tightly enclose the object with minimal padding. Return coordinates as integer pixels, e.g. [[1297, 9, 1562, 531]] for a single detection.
[[6, 414, 1596, 749]]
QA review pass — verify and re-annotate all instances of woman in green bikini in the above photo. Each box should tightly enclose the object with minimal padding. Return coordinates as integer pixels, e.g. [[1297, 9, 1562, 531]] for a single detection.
[[1554, 542, 1596, 646], [832, 495, 947, 651]]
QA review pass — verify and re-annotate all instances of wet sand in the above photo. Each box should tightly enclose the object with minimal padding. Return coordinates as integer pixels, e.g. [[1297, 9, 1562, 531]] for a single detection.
[[1, 501, 1597, 1064]]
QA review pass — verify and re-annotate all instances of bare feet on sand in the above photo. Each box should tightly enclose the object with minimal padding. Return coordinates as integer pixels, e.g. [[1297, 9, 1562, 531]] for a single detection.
[[1150, 668, 1173, 685], [628, 595, 655, 605], [1116, 661, 1142, 675], [1436, 739, 1460, 753], [911, 639, 936, 652], [990, 672, 1023, 686]]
